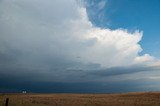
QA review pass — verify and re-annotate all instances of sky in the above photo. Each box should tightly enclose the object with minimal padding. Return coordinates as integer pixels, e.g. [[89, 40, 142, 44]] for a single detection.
[[86, 0, 160, 58], [0, 0, 160, 93]]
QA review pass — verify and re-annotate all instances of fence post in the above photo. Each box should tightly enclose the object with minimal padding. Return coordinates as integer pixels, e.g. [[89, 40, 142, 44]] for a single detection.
[[5, 98, 9, 106]]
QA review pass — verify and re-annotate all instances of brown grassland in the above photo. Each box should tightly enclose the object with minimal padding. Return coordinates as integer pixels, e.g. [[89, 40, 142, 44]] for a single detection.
[[1, 92, 160, 106]]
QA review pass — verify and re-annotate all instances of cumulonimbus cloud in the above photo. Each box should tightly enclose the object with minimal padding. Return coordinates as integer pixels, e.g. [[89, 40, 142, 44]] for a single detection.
[[0, 0, 159, 75]]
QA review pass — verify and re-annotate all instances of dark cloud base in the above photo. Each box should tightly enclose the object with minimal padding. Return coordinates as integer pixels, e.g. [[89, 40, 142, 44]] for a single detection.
[[0, 78, 157, 93], [0, 65, 160, 93]]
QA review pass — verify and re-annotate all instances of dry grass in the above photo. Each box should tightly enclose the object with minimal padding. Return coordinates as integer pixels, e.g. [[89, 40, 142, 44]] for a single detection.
[[1, 92, 160, 106]]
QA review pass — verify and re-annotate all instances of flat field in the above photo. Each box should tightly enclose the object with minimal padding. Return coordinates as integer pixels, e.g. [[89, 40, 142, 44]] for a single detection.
[[1, 92, 160, 106]]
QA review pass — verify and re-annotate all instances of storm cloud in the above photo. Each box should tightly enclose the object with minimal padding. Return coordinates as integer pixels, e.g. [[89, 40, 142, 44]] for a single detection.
[[0, 0, 160, 93]]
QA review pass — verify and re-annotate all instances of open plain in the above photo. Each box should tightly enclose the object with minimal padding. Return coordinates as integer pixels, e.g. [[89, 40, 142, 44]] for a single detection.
[[1, 92, 160, 106]]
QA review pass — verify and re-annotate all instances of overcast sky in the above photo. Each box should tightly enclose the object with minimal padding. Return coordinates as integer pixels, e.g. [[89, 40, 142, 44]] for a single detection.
[[0, 0, 160, 93]]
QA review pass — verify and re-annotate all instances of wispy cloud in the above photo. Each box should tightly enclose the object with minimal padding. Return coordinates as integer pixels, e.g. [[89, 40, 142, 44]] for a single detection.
[[97, 0, 107, 10]]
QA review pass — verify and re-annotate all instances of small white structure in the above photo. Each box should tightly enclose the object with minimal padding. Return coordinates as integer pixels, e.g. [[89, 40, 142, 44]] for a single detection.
[[22, 91, 27, 94]]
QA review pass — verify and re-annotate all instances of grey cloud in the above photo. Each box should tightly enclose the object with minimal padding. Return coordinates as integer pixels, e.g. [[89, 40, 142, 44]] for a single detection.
[[88, 66, 160, 77], [0, 0, 160, 93]]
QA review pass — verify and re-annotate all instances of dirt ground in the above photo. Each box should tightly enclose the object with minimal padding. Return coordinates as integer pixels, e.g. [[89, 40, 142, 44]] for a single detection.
[[1, 92, 160, 106]]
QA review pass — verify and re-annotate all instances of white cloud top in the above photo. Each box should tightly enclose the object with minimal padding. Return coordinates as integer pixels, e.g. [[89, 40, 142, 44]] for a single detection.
[[0, 0, 159, 70]]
